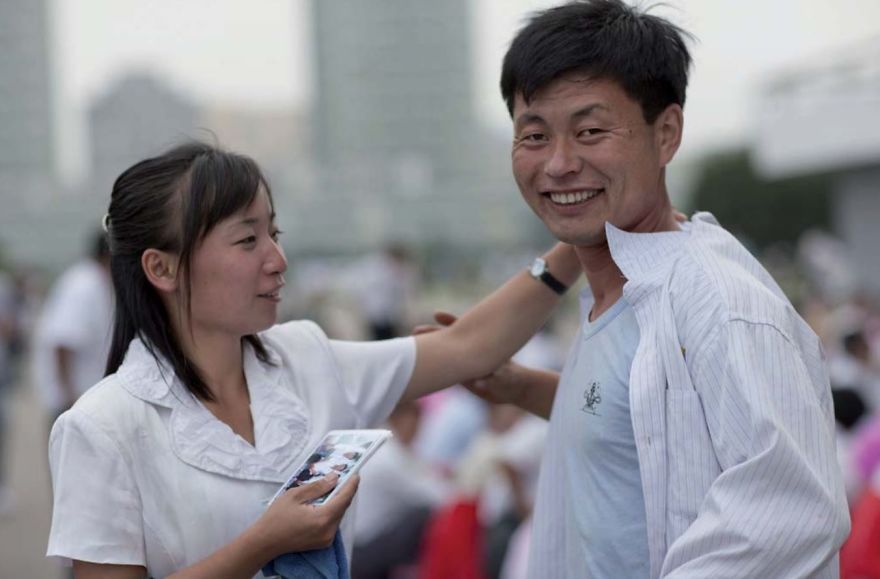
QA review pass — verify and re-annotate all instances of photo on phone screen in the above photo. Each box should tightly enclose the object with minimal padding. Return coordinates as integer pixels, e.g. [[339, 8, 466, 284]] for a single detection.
[[271, 429, 392, 506]]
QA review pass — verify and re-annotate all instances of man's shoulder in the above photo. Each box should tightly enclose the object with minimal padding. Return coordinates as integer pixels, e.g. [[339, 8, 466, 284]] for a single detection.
[[665, 220, 799, 358], [673, 219, 792, 322]]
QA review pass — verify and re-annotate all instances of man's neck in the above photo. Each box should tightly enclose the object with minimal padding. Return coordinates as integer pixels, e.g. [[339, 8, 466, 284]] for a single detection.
[[576, 244, 625, 322], [577, 206, 681, 321]]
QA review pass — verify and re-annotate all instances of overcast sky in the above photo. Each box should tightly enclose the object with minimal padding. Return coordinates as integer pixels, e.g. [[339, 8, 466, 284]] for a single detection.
[[52, 0, 880, 180]]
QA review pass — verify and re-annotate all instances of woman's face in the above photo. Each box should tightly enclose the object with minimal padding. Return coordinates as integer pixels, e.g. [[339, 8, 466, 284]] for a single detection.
[[185, 188, 287, 339]]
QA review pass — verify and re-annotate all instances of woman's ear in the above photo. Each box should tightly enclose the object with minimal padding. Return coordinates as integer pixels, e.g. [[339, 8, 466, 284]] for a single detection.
[[142, 249, 180, 293]]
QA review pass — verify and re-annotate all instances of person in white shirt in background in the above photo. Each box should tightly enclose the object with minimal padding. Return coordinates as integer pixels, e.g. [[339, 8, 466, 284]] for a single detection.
[[464, 330, 562, 579], [412, 326, 563, 480], [828, 325, 880, 505], [434, 1, 849, 577], [349, 243, 419, 340], [32, 230, 113, 428], [351, 400, 451, 579], [407, 327, 563, 579], [0, 268, 19, 515]]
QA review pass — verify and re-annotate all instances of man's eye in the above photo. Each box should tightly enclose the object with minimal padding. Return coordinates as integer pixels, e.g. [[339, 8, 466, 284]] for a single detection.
[[519, 132, 547, 144], [579, 128, 606, 137]]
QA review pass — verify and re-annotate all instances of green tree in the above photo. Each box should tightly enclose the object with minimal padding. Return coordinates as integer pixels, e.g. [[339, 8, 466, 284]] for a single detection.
[[688, 149, 833, 250]]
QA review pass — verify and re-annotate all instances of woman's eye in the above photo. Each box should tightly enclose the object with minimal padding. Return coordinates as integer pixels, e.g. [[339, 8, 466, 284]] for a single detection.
[[271, 229, 284, 242], [237, 236, 257, 245]]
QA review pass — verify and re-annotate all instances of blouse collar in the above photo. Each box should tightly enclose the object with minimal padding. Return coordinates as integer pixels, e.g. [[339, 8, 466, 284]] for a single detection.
[[116, 337, 310, 483]]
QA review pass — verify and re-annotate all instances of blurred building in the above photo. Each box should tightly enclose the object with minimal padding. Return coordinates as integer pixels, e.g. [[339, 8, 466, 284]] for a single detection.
[[1, 73, 201, 274], [198, 105, 316, 222], [753, 37, 880, 294], [0, 0, 54, 189], [300, 0, 536, 254], [0, 0, 59, 266], [89, 72, 199, 192]]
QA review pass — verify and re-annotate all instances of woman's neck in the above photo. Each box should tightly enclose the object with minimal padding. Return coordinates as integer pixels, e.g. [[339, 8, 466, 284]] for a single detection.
[[179, 327, 247, 402], [181, 328, 255, 445]]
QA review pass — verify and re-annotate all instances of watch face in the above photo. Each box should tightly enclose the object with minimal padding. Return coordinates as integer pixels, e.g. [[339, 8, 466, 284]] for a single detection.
[[530, 258, 545, 277]]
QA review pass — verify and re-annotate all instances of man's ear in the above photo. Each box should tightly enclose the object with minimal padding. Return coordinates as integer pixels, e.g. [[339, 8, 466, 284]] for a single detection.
[[655, 103, 683, 167], [141, 249, 180, 293]]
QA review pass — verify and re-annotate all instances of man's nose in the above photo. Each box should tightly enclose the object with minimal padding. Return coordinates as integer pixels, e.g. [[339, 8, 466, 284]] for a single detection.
[[544, 138, 582, 178]]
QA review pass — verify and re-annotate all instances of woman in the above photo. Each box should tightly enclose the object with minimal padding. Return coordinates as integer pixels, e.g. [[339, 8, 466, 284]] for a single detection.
[[46, 142, 580, 578]]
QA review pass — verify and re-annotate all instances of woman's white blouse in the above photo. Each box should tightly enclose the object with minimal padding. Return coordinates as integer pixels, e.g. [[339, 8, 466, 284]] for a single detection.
[[46, 321, 416, 578]]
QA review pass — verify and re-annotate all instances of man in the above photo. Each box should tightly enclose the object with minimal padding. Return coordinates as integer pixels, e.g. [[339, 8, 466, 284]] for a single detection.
[[0, 268, 19, 514], [33, 230, 113, 428], [468, 1, 849, 577], [352, 401, 451, 579]]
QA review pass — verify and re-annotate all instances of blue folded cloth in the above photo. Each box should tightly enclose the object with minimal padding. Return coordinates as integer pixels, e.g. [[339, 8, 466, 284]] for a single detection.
[[262, 530, 349, 579]]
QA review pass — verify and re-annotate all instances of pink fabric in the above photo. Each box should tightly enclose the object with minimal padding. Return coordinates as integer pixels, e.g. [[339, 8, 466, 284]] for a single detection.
[[853, 417, 880, 482]]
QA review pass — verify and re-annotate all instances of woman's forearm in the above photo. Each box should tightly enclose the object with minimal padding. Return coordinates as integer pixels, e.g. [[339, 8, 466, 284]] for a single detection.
[[407, 242, 579, 400]]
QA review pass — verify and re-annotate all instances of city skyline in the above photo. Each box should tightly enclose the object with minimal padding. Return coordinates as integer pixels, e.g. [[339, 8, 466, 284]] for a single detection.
[[51, 0, 880, 184]]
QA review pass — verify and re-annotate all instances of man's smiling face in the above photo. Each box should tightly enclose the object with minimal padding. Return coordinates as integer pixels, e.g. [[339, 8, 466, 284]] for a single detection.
[[511, 73, 680, 248]]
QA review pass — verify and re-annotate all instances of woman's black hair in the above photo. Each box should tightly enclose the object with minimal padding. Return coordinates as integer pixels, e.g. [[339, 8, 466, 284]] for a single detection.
[[500, 0, 693, 123], [104, 141, 274, 401]]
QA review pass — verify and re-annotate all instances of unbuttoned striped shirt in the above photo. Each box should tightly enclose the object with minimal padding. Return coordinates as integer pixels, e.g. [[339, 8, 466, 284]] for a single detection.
[[528, 213, 849, 579]]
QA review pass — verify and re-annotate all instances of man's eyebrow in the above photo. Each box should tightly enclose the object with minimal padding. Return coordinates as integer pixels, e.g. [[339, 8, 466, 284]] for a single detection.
[[514, 112, 546, 130], [514, 104, 609, 129], [571, 103, 609, 120]]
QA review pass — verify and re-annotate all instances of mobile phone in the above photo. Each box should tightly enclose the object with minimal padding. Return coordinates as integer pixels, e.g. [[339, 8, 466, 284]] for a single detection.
[[269, 429, 392, 506]]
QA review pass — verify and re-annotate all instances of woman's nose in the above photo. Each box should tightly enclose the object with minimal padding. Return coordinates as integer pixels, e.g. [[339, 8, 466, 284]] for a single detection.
[[265, 240, 287, 276]]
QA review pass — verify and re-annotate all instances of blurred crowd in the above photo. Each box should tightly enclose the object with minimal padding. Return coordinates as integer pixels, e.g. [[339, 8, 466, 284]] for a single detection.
[[2, 226, 880, 577]]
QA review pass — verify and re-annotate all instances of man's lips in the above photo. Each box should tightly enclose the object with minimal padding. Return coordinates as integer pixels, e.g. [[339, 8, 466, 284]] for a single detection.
[[543, 189, 604, 206]]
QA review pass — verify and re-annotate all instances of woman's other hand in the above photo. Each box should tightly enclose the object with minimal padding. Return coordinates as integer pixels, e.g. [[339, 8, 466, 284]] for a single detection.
[[254, 473, 359, 559]]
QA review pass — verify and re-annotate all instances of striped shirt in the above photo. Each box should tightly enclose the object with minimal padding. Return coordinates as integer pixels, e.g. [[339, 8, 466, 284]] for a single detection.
[[528, 212, 849, 579]]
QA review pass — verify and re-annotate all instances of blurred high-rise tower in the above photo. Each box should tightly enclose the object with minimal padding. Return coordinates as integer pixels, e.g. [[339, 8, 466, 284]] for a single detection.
[[300, 0, 530, 253], [0, 0, 54, 189], [313, 0, 475, 175], [0, 0, 60, 267], [88, 72, 199, 191]]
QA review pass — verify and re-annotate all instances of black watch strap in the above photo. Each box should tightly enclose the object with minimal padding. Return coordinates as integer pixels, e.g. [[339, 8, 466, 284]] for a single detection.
[[530, 258, 568, 295], [538, 270, 567, 295]]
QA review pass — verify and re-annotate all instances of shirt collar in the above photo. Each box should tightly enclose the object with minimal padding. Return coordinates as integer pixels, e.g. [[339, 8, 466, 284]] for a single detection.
[[115, 338, 180, 407], [604, 212, 720, 284], [115, 335, 309, 483], [604, 221, 689, 284], [117, 336, 283, 408]]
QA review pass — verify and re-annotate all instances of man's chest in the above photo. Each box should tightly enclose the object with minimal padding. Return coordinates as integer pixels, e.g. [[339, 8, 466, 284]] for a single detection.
[[555, 304, 641, 452]]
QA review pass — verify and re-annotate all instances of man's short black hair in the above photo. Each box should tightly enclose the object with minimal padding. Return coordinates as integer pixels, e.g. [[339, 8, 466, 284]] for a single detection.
[[500, 0, 693, 123]]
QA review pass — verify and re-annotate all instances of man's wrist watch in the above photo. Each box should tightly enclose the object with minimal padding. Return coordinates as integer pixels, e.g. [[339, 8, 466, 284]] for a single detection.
[[529, 257, 568, 296]]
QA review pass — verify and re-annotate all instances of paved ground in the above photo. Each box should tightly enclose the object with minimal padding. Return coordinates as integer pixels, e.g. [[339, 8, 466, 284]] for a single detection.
[[0, 375, 64, 578]]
